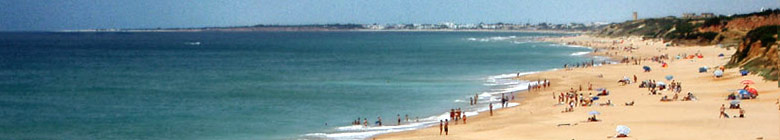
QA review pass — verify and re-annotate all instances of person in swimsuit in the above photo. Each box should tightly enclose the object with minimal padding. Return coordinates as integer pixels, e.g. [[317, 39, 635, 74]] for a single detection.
[[489, 103, 493, 116], [462, 114, 467, 124], [444, 119, 449, 135], [719, 104, 728, 118], [377, 116, 382, 126], [397, 114, 401, 125], [439, 120, 443, 135], [363, 118, 368, 127]]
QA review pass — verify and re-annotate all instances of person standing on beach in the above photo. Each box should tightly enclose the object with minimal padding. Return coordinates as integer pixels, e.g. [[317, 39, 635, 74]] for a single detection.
[[489, 103, 494, 116], [439, 120, 443, 135], [720, 104, 728, 118], [633, 75, 637, 83], [444, 119, 449, 135]]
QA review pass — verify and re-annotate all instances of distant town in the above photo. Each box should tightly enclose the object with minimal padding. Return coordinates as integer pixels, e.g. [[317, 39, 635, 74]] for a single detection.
[[72, 12, 727, 32]]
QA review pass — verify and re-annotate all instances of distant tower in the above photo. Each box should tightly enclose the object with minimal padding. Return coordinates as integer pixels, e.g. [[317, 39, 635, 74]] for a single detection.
[[632, 12, 638, 20]]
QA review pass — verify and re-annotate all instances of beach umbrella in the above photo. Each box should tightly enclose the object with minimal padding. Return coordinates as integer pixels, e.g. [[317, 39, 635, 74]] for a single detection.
[[616, 125, 631, 135], [588, 111, 601, 115], [643, 66, 651, 71], [656, 82, 666, 86], [665, 75, 674, 80], [596, 88, 606, 91], [740, 80, 755, 85], [714, 70, 724, 77]]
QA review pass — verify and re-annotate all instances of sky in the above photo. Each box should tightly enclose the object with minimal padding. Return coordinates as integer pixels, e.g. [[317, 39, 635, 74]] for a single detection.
[[0, 0, 777, 31]]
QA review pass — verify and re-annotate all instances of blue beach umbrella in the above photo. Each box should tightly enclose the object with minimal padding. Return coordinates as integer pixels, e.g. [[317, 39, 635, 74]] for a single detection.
[[642, 66, 651, 71], [665, 75, 674, 80], [588, 111, 601, 115]]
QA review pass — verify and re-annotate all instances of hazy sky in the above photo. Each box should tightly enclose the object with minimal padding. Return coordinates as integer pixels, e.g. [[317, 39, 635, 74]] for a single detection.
[[1, 0, 777, 31]]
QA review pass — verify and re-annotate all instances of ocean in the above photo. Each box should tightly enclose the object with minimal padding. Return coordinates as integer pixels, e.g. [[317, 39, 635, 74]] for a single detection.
[[0, 31, 597, 140]]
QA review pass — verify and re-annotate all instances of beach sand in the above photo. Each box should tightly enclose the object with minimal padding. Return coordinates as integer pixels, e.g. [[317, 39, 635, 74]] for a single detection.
[[374, 35, 780, 140]]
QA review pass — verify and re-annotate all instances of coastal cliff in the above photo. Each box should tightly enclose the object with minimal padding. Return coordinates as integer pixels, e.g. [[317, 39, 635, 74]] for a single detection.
[[593, 9, 780, 81], [728, 25, 779, 81]]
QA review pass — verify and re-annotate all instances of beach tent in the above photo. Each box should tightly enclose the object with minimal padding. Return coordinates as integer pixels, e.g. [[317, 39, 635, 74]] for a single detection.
[[616, 125, 631, 135], [665, 75, 674, 80], [740, 70, 749, 76], [699, 67, 708, 73], [718, 53, 725, 57], [642, 66, 651, 72], [714, 70, 724, 77]]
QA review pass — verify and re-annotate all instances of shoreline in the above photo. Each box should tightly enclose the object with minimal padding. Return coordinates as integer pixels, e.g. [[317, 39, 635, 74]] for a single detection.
[[373, 35, 780, 139], [306, 36, 598, 140]]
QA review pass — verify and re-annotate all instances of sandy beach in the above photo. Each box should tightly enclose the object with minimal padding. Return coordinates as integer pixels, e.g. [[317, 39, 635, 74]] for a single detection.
[[374, 35, 780, 140]]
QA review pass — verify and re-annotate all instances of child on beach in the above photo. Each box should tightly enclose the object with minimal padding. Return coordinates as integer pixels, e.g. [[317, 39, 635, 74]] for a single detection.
[[462, 114, 467, 124]]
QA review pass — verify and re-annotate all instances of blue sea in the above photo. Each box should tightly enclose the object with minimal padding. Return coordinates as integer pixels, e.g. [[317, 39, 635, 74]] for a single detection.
[[0, 31, 597, 140]]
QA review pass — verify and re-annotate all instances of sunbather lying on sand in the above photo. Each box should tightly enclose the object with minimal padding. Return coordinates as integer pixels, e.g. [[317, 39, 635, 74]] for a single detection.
[[660, 95, 673, 102], [625, 101, 635, 106], [599, 100, 613, 106]]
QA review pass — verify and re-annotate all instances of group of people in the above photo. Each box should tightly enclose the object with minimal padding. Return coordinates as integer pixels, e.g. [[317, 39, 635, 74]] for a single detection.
[[527, 79, 551, 91], [556, 85, 614, 112], [719, 104, 746, 118], [563, 60, 609, 70], [449, 108, 466, 125], [440, 108, 468, 136], [351, 114, 420, 127]]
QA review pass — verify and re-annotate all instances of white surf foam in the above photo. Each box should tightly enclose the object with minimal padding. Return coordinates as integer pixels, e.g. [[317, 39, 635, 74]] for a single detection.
[[570, 51, 591, 56]]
